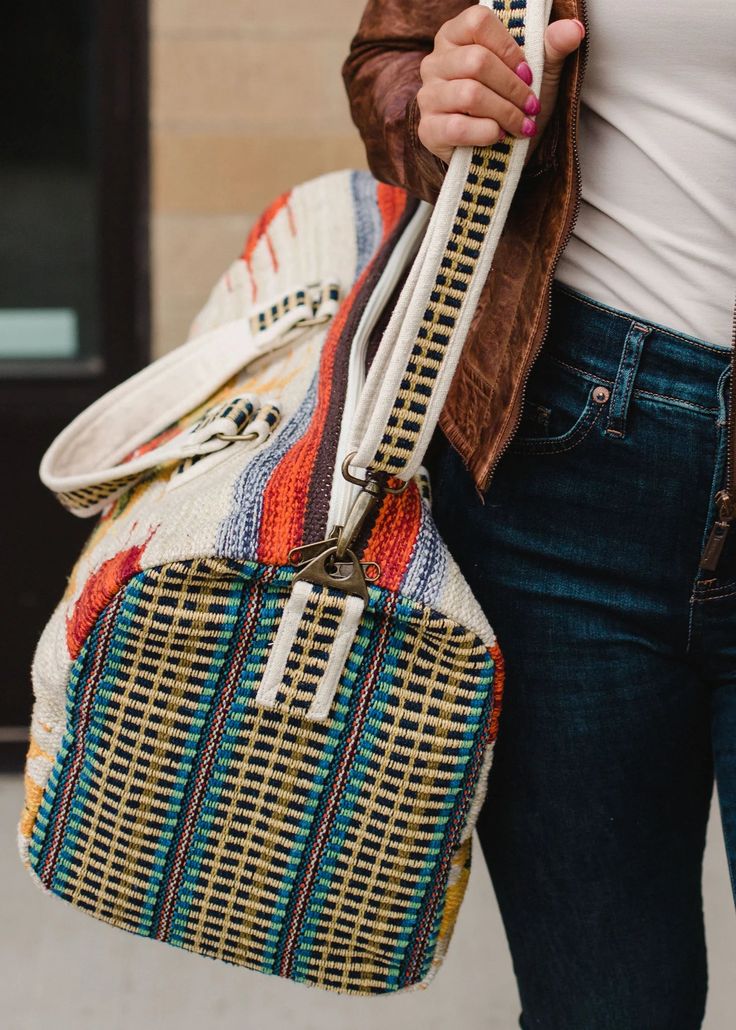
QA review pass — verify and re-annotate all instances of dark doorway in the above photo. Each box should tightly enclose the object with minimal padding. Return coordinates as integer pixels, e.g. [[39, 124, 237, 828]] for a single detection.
[[0, 1, 150, 767]]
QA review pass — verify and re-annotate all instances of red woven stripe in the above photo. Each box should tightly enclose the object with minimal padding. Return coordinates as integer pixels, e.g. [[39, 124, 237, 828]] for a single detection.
[[241, 190, 294, 303], [257, 185, 411, 566], [362, 483, 423, 593]]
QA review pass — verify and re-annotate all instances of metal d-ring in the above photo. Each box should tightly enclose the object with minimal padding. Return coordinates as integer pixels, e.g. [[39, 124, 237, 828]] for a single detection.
[[341, 451, 369, 487], [213, 430, 258, 443], [340, 450, 410, 494]]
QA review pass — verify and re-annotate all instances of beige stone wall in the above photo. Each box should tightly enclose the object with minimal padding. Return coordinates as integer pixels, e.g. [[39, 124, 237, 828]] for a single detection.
[[150, 0, 371, 357]]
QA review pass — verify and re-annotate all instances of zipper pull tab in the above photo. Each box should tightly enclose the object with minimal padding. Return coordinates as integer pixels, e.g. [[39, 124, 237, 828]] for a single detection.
[[334, 480, 383, 560], [700, 490, 735, 572], [333, 450, 410, 560]]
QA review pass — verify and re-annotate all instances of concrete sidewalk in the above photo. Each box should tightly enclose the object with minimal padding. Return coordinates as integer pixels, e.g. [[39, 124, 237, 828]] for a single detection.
[[1, 774, 733, 1028]]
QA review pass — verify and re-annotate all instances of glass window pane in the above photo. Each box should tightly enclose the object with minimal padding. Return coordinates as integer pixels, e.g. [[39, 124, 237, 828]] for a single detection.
[[0, 2, 99, 368]]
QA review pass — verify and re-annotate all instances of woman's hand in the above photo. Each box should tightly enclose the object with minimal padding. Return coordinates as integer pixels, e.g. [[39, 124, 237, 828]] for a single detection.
[[416, 5, 585, 164]]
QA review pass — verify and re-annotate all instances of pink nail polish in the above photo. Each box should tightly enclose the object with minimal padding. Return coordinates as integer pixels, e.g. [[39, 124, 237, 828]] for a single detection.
[[515, 61, 533, 85], [524, 94, 541, 116], [572, 18, 585, 37], [522, 117, 537, 137]]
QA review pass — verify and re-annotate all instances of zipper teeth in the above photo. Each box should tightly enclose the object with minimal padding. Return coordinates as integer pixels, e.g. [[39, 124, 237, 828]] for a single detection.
[[480, 0, 590, 492], [327, 205, 430, 533], [726, 298, 736, 506]]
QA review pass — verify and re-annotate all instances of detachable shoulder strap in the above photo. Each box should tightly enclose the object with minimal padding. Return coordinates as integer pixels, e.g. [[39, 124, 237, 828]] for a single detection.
[[346, 0, 552, 482]]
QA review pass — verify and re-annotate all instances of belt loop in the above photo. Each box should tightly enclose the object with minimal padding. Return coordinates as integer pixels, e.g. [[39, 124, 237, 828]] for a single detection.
[[605, 323, 652, 438]]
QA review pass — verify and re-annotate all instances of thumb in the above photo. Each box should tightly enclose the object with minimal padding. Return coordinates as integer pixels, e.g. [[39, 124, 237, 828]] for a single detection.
[[543, 18, 585, 75], [526, 17, 585, 158]]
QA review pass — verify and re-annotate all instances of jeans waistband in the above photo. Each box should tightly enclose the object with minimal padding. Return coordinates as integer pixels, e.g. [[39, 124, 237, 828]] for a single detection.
[[548, 281, 731, 415]]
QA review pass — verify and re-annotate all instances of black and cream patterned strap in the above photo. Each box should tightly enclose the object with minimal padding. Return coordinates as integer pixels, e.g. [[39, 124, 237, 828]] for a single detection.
[[347, 0, 552, 482]]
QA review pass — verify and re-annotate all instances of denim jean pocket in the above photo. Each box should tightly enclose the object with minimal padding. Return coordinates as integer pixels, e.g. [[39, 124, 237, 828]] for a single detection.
[[508, 351, 611, 455]]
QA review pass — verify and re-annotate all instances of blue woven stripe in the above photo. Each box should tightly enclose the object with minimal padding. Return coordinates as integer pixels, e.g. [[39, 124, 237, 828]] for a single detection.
[[350, 170, 385, 280], [53, 576, 234, 917], [279, 606, 381, 979], [29, 609, 117, 887], [216, 371, 319, 560], [164, 569, 284, 948], [399, 496, 449, 607], [398, 648, 497, 983], [142, 572, 253, 935]]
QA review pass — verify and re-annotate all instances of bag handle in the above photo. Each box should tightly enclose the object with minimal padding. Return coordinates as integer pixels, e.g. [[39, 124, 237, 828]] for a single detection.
[[39, 283, 341, 515], [345, 0, 552, 483]]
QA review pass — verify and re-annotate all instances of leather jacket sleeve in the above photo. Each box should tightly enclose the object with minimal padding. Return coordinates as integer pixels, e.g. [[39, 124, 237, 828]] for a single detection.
[[341, 0, 560, 206]]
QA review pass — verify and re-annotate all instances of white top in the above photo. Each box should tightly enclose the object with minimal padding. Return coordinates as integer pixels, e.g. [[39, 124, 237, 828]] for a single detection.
[[555, 0, 736, 347]]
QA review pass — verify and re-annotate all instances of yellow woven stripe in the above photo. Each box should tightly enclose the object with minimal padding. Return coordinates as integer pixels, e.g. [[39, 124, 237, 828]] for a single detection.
[[370, 0, 525, 476], [69, 563, 240, 920], [305, 608, 485, 987]]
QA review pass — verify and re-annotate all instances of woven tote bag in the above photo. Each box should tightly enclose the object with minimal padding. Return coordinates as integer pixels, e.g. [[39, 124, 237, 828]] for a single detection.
[[18, 0, 551, 995]]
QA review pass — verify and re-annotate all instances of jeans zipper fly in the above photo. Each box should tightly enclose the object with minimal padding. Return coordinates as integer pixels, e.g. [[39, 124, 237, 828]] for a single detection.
[[699, 301, 736, 572]]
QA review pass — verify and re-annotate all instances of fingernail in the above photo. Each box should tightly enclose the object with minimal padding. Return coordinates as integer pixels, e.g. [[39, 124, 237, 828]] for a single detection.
[[524, 94, 541, 116], [521, 117, 537, 137], [515, 61, 533, 85], [572, 18, 585, 37], [498, 130, 506, 141]]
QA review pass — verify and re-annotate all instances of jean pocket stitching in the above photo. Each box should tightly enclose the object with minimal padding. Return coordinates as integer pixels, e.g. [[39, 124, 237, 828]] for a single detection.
[[509, 387, 607, 455], [542, 352, 616, 388]]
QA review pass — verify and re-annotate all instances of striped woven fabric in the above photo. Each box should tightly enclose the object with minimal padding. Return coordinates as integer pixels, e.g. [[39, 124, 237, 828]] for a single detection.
[[18, 0, 539, 992], [346, 0, 531, 483], [28, 558, 502, 992]]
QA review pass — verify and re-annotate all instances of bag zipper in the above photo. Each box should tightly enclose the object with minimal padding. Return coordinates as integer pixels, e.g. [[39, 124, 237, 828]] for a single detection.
[[326, 204, 430, 536], [477, 0, 590, 497], [699, 300, 736, 572], [287, 202, 430, 587]]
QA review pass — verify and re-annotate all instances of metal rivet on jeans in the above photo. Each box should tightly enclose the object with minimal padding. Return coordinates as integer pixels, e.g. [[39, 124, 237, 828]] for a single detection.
[[592, 386, 610, 404]]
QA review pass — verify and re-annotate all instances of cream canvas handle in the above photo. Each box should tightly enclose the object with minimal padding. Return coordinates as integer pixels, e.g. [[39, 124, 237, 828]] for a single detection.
[[346, 0, 553, 483], [38, 281, 342, 515]]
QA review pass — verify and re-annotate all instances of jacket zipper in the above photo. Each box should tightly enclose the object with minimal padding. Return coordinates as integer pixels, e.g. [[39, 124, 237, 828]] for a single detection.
[[699, 299, 736, 572], [477, 0, 590, 497]]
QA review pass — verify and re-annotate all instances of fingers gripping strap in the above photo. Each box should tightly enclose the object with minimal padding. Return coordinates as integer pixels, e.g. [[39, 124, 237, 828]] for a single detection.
[[348, 0, 553, 481]]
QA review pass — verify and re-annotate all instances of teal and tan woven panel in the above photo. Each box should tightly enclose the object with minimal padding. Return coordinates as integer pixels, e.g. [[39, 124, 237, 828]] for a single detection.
[[26, 557, 501, 994]]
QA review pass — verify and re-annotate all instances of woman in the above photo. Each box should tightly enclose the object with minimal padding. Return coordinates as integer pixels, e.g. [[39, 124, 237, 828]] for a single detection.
[[342, 1, 736, 1026]]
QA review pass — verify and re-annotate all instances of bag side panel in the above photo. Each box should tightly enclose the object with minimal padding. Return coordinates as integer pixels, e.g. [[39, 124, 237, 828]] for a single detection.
[[23, 557, 501, 996]]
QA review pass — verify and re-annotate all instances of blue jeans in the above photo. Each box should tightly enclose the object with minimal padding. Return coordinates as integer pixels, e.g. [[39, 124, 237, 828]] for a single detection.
[[425, 281, 736, 1029]]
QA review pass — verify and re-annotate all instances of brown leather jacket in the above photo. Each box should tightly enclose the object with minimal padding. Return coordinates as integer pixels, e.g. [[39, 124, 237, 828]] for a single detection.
[[341, 0, 587, 501]]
